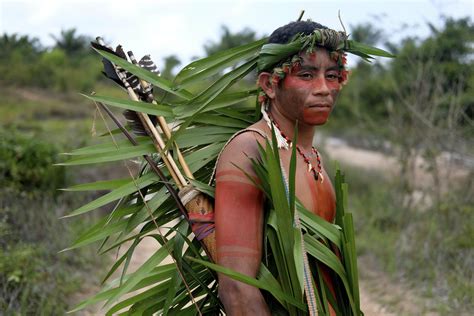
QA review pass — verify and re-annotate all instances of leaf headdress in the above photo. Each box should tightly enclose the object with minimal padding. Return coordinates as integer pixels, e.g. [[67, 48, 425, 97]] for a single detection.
[[258, 27, 394, 72]]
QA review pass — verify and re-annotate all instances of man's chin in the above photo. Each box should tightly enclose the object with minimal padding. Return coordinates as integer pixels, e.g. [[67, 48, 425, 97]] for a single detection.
[[303, 115, 331, 126], [302, 107, 332, 126]]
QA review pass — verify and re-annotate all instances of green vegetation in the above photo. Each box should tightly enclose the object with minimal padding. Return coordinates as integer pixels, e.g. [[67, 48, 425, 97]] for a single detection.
[[0, 130, 65, 192], [0, 129, 105, 314], [0, 30, 101, 92], [0, 27, 112, 313], [0, 17, 472, 314], [331, 163, 474, 314]]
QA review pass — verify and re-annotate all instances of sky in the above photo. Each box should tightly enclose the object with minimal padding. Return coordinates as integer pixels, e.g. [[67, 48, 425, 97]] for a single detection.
[[1, 0, 472, 67]]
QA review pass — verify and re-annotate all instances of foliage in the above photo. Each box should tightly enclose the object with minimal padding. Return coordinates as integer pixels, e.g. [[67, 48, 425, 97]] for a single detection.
[[338, 163, 474, 314], [0, 33, 42, 60], [334, 17, 473, 128], [62, 125, 362, 314], [0, 189, 102, 314], [33, 49, 101, 91], [0, 28, 101, 91], [0, 128, 65, 193], [0, 130, 103, 314], [204, 25, 258, 57], [348, 23, 384, 47], [61, 40, 263, 314], [50, 28, 91, 57], [161, 54, 182, 79]]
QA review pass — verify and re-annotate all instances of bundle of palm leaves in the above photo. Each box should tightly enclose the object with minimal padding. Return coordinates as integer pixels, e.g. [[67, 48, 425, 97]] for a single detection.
[[62, 36, 364, 315]]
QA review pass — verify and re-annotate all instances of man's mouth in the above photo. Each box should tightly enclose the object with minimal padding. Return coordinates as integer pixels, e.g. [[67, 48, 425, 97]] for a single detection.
[[309, 103, 331, 108]]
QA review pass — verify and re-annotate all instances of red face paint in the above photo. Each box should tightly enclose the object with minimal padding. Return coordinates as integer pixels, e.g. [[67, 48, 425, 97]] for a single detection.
[[272, 48, 341, 127]]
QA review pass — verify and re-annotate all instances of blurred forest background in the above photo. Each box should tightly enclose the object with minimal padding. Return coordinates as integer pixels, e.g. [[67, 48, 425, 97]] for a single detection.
[[0, 16, 473, 315]]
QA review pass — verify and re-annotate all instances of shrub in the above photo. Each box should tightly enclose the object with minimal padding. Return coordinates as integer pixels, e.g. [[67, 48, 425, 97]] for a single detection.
[[0, 129, 65, 193]]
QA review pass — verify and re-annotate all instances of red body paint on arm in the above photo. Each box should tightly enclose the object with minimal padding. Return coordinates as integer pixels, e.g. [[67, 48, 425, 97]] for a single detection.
[[215, 179, 264, 260]]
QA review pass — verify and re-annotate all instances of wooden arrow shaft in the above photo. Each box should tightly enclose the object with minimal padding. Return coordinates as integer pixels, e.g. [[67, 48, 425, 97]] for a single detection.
[[127, 51, 194, 180]]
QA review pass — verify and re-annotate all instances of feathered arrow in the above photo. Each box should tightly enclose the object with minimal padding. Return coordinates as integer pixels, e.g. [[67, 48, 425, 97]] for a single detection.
[[91, 37, 217, 261], [91, 41, 158, 135]]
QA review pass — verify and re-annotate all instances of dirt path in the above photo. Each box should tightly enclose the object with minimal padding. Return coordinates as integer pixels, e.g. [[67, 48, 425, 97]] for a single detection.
[[322, 140, 398, 316], [75, 236, 165, 315]]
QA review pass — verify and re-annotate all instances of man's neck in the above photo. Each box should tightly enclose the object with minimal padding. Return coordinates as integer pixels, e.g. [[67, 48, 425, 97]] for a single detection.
[[267, 106, 316, 150]]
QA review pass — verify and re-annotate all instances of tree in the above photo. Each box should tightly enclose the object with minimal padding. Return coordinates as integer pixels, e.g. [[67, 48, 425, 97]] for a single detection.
[[204, 25, 258, 56], [391, 17, 474, 121], [50, 28, 90, 56], [161, 54, 181, 79], [0, 33, 42, 59], [349, 22, 384, 46]]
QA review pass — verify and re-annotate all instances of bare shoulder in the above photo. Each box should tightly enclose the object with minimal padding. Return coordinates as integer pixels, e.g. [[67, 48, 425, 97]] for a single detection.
[[216, 121, 268, 174]]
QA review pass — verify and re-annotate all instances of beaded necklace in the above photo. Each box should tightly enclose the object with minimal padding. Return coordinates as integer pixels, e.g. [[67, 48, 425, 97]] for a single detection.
[[262, 108, 324, 183]]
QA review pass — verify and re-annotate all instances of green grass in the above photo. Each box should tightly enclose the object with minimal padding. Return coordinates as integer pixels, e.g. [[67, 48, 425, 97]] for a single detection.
[[0, 189, 106, 314]]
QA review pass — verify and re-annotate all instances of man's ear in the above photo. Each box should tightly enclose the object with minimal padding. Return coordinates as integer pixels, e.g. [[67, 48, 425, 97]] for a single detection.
[[257, 72, 276, 99]]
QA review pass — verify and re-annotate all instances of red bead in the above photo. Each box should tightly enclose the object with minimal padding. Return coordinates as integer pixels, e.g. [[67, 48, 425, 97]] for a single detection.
[[267, 111, 323, 182]]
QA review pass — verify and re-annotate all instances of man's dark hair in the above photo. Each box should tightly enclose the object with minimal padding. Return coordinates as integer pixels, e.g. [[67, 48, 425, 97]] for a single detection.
[[268, 20, 328, 44]]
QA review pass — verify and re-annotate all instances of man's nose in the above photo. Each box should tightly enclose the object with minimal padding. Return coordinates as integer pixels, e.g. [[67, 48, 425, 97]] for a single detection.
[[312, 76, 330, 96]]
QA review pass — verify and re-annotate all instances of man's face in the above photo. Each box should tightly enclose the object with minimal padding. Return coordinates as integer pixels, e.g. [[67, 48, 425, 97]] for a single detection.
[[272, 47, 341, 126]]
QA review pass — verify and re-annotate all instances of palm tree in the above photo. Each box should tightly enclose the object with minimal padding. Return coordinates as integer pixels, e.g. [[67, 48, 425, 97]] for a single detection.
[[161, 54, 181, 79], [0, 33, 42, 59], [204, 25, 258, 56], [50, 28, 89, 56]]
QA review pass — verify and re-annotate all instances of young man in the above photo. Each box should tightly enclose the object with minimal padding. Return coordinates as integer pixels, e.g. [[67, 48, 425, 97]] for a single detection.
[[214, 21, 345, 315]]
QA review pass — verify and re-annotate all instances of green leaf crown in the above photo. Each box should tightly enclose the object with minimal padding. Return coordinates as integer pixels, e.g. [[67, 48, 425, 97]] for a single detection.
[[258, 27, 395, 73]]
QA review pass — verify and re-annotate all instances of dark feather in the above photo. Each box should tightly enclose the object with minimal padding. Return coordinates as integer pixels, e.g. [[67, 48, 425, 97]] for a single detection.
[[126, 73, 141, 92], [139, 55, 160, 75], [92, 40, 157, 134], [123, 110, 158, 136], [115, 45, 128, 60], [92, 41, 125, 85], [101, 70, 123, 88], [92, 41, 146, 95], [138, 55, 160, 97], [101, 58, 123, 85], [91, 41, 121, 57]]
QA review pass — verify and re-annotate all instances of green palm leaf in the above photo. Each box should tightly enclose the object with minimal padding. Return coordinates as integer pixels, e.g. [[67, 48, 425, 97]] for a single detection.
[[83, 94, 174, 117], [62, 172, 157, 217], [57, 143, 155, 166], [175, 38, 266, 85]]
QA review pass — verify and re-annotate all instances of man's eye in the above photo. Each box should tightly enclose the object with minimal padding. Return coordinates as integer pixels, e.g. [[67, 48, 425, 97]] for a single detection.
[[326, 73, 339, 81], [298, 73, 313, 79]]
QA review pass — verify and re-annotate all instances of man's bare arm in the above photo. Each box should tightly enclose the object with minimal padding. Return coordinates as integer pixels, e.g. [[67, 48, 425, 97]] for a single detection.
[[214, 133, 270, 315]]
